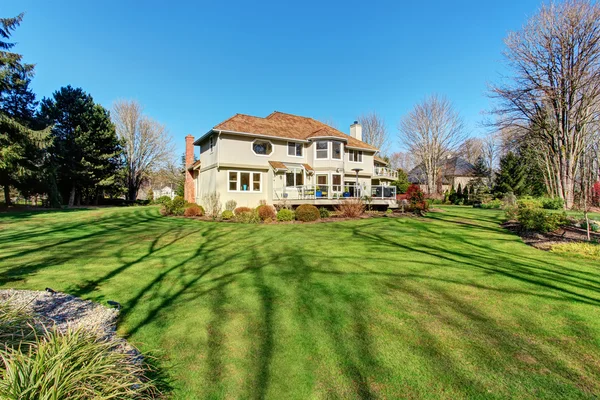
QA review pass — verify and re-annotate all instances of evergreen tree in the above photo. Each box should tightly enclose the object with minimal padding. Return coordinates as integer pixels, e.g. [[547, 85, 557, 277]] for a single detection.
[[0, 13, 49, 205], [494, 152, 527, 196], [455, 183, 463, 204], [391, 168, 410, 193], [39, 86, 122, 206]]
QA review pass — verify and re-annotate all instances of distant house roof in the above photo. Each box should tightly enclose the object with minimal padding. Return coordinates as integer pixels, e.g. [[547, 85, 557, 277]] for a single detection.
[[374, 155, 388, 165], [199, 111, 378, 151], [408, 157, 476, 184]]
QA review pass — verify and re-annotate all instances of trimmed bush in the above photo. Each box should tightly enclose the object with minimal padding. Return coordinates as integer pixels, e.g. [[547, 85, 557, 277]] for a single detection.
[[234, 207, 252, 215], [221, 210, 234, 220], [154, 195, 171, 206], [234, 209, 260, 224], [257, 205, 276, 221], [295, 204, 320, 222], [276, 209, 294, 222], [318, 207, 331, 218], [481, 199, 502, 209], [334, 198, 365, 218], [184, 204, 204, 217]]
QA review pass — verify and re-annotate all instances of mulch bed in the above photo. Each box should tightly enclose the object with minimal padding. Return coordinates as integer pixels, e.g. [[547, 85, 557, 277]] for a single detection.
[[502, 221, 600, 250]]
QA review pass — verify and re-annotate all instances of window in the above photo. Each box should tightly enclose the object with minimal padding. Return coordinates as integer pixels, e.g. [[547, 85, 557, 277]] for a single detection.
[[252, 140, 273, 156], [228, 172, 237, 191], [228, 171, 261, 192], [332, 141, 342, 160], [349, 149, 363, 162], [209, 135, 214, 153], [317, 174, 328, 186], [316, 141, 328, 159], [285, 167, 304, 187], [288, 142, 303, 157], [332, 174, 342, 192]]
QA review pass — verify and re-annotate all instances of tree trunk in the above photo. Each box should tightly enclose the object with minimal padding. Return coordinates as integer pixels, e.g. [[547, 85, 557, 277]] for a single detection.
[[68, 186, 76, 207], [3, 185, 11, 206]]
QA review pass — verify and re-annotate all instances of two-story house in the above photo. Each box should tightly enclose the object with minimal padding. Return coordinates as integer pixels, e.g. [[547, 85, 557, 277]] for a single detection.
[[184, 111, 397, 208]]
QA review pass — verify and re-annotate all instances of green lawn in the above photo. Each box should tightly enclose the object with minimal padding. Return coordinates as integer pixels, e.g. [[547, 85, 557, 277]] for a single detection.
[[0, 206, 599, 399]]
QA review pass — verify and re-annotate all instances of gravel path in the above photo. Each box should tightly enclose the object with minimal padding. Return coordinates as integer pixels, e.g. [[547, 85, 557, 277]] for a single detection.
[[0, 289, 140, 361]]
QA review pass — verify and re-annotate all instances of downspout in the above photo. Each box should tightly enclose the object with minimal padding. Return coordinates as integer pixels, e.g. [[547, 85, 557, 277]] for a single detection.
[[217, 130, 222, 171]]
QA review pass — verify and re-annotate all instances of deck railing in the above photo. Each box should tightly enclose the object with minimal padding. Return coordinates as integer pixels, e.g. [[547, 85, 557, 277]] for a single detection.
[[374, 167, 398, 179], [273, 184, 396, 201]]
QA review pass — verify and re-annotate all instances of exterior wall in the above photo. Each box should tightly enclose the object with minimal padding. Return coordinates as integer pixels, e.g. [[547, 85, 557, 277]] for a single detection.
[[213, 168, 272, 208]]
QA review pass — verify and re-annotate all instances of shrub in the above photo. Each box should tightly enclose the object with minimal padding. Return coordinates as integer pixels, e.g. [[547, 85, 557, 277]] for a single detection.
[[541, 197, 564, 210], [502, 193, 517, 207], [257, 205, 276, 221], [234, 209, 260, 224], [504, 205, 518, 221], [170, 196, 186, 216], [203, 192, 222, 220], [581, 219, 600, 232], [518, 196, 543, 209], [551, 242, 600, 260], [334, 198, 365, 218], [276, 209, 294, 222], [517, 201, 566, 232], [593, 181, 600, 206], [221, 210, 234, 220], [0, 327, 156, 399], [295, 204, 320, 222], [147, 188, 154, 202], [225, 200, 237, 212], [480, 199, 502, 209], [234, 206, 252, 215], [318, 207, 331, 218], [184, 204, 204, 217], [154, 195, 171, 206]]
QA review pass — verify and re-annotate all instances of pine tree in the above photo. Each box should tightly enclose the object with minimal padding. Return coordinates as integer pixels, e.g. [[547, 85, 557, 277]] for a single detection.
[[494, 152, 527, 196], [39, 86, 122, 206], [0, 13, 49, 205]]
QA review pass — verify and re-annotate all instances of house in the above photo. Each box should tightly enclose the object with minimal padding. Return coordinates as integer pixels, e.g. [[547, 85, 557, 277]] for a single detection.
[[184, 111, 398, 208], [156, 185, 177, 200], [408, 156, 476, 194]]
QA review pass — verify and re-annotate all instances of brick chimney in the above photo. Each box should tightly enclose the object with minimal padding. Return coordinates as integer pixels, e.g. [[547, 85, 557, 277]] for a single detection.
[[184, 135, 195, 203], [350, 121, 362, 141]]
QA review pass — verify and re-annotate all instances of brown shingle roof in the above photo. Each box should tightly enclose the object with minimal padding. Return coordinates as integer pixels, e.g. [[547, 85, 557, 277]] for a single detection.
[[268, 161, 287, 170], [374, 156, 388, 165], [213, 111, 378, 151], [302, 163, 314, 172]]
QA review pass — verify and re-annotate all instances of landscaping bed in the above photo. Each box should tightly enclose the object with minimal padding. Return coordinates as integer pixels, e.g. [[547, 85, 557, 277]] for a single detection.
[[503, 221, 600, 250]]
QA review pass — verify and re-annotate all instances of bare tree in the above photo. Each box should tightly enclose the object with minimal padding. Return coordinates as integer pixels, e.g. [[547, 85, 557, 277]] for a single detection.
[[399, 95, 465, 194], [490, 0, 600, 208], [482, 133, 500, 183], [457, 138, 483, 165], [112, 100, 174, 201], [388, 151, 415, 172], [358, 112, 389, 153]]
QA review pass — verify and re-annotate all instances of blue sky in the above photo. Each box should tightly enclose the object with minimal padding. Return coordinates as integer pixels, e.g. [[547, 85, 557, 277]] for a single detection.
[[6, 0, 541, 155]]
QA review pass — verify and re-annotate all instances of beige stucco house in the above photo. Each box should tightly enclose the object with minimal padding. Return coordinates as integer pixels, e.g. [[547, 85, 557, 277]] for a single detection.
[[184, 112, 398, 208]]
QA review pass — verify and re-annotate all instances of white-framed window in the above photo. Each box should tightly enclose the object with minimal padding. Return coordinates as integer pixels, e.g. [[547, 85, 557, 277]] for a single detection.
[[287, 142, 303, 157], [285, 167, 304, 187], [252, 139, 273, 156], [316, 174, 328, 189], [332, 174, 342, 192], [316, 141, 328, 159], [332, 141, 342, 160], [349, 149, 363, 162], [228, 171, 262, 192], [209, 135, 214, 153]]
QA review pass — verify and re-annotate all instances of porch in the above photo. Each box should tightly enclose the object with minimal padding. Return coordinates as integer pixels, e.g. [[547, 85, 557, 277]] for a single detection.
[[273, 184, 398, 207]]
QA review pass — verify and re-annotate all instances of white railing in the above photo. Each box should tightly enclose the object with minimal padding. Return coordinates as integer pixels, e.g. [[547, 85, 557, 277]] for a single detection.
[[374, 167, 398, 179], [273, 184, 396, 200]]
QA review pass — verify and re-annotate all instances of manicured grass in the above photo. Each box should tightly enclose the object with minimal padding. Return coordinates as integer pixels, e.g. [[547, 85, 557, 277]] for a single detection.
[[1, 206, 599, 399]]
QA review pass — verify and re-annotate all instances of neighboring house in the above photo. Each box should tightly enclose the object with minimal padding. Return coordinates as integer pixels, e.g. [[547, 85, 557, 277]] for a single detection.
[[408, 156, 476, 194], [156, 185, 177, 200], [184, 111, 398, 208]]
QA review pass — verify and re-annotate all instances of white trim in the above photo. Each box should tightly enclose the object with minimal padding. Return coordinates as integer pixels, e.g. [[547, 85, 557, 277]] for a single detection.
[[308, 135, 348, 142], [251, 139, 274, 157], [227, 170, 263, 193], [287, 141, 304, 158], [194, 129, 311, 145], [284, 166, 306, 188]]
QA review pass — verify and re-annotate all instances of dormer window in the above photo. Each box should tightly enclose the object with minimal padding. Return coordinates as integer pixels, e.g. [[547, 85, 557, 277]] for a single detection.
[[252, 140, 273, 156], [316, 141, 328, 159]]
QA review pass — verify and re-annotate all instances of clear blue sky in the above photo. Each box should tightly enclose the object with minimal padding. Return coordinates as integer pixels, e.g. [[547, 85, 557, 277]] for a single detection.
[[6, 0, 541, 155]]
